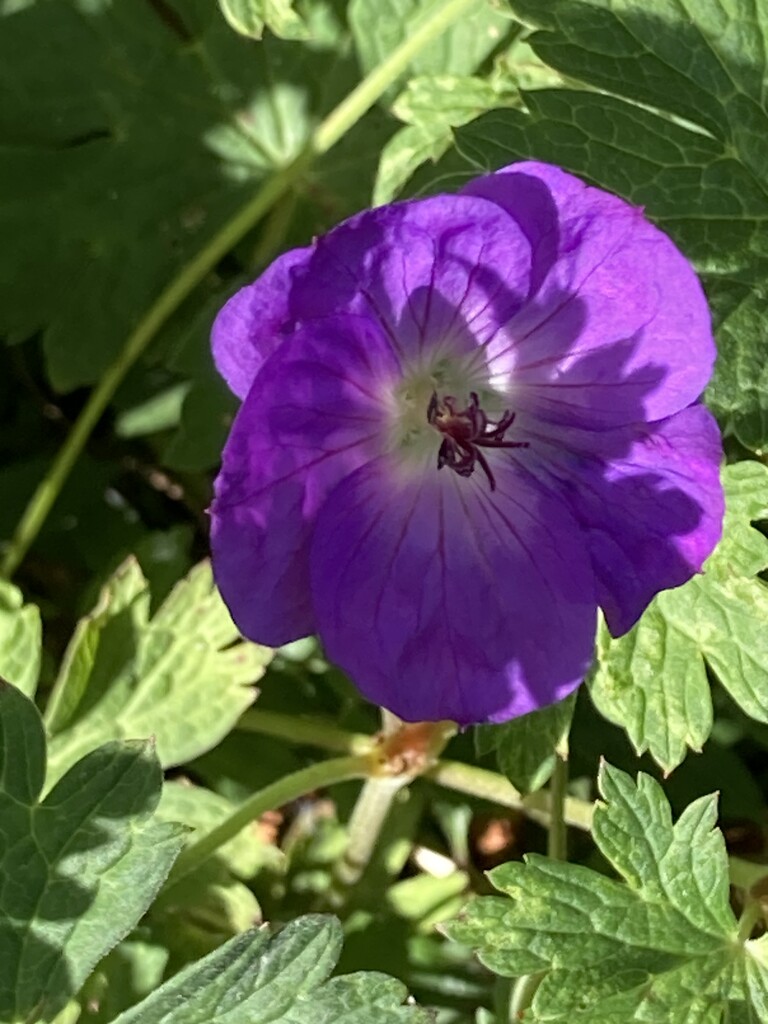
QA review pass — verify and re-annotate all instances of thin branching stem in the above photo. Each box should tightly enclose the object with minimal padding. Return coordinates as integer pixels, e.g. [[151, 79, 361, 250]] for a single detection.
[[164, 754, 371, 889]]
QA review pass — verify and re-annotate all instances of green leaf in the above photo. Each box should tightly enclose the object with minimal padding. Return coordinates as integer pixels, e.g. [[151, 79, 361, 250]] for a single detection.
[[79, 939, 168, 1024], [375, 74, 513, 204], [44, 559, 272, 783], [349, 0, 513, 102], [0, 680, 186, 1022], [0, 578, 41, 697], [708, 279, 768, 455], [115, 381, 192, 439], [0, 1, 348, 392], [476, 693, 576, 793], [110, 915, 429, 1023], [219, 0, 309, 40], [445, 762, 762, 1022], [589, 463, 768, 772], [438, 0, 768, 451]]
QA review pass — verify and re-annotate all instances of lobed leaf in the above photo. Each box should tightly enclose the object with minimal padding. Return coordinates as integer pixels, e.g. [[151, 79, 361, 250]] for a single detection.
[[44, 559, 272, 784], [590, 463, 768, 771], [445, 762, 757, 1022], [110, 915, 428, 1024]]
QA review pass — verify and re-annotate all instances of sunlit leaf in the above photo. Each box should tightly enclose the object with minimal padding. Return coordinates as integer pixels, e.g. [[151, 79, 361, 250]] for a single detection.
[[44, 559, 271, 783], [446, 762, 763, 1022], [590, 463, 768, 772]]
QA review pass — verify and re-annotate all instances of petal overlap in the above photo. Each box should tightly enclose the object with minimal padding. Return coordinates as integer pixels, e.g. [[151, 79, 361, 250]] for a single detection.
[[211, 315, 398, 645], [210, 160, 724, 724], [287, 195, 534, 360], [465, 163, 715, 428], [532, 404, 724, 634], [212, 246, 313, 399]]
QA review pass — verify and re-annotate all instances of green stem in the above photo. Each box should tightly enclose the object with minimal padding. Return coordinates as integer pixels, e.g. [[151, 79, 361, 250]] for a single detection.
[[547, 755, 568, 861], [0, 0, 479, 579], [164, 754, 370, 889], [327, 774, 410, 905], [493, 976, 514, 1024], [500, 758, 568, 1021], [237, 707, 375, 756], [738, 901, 763, 943], [509, 974, 543, 1019], [426, 759, 594, 832]]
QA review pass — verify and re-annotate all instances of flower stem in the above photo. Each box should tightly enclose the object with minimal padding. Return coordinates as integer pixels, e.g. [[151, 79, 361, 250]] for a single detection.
[[164, 754, 370, 889], [426, 759, 593, 832], [738, 900, 763, 942], [503, 756, 569, 1020], [237, 707, 375, 756], [326, 715, 456, 906], [509, 974, 544, 1019], [0, 0, 480, 579], [547, 754, 569, 860], [327, 774, 411, 905]]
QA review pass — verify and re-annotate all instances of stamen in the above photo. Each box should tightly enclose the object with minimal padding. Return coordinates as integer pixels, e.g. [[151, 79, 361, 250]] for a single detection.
[[427, 392, 529, 490]]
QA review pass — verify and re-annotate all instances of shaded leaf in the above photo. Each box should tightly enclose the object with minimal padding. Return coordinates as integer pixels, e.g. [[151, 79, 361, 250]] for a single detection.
[[111, 915, 429, 1023], [0, 0, 352, 391], [476, 693, 576, 793], [0, 681, 185, 1022]]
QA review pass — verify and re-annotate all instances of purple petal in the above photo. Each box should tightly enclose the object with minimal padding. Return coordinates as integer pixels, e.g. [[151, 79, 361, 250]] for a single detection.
[[210, 315, 398, 645], [288, 195, 533, 361], [310, 456, 597, 724], [464, 162, 715, 428], [534, 404, 724, 635], [212, 246, 313, 399]]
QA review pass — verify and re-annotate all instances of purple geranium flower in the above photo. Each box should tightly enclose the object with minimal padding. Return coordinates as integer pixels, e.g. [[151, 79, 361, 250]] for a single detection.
[[210, 162, 724, 725]]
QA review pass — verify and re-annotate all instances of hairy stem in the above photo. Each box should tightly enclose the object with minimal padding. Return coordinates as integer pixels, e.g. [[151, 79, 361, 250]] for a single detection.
[[164, 754, 370, 889], [0, 0, 479, 578]]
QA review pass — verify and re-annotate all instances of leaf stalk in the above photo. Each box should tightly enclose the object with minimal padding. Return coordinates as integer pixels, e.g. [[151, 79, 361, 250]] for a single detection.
[[164, 753, 371, 888]]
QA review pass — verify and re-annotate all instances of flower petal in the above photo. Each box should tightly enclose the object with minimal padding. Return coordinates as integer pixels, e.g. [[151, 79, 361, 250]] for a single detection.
[[464, 162, 715, 427], [212, 246, 313, 399], [310, 456, 597, 724], [211, 315, 397, 645], [287, 195, 533, 361], [534, 404, 724, 635]]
